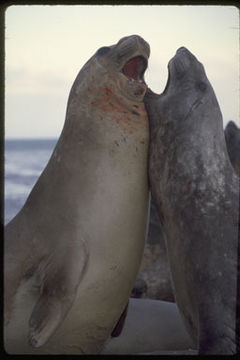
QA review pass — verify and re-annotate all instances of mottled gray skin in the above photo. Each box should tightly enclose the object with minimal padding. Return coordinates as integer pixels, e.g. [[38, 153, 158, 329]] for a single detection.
[[4, 35, 150, 354], [132, 120, 240, 303], [144, 47, 239, 354]]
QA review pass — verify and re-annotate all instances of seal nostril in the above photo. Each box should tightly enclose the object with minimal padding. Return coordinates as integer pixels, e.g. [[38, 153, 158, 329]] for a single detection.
[[97, 46, 111, 57], [197, 81, 207, 92], [177, 47, 187, 54]]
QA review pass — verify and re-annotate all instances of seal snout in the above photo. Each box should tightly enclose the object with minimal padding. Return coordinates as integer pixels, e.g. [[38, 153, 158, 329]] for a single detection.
[[97, 34, 150, 101], [175, 47, 199, 67], [176, 46, 188, 55], [118, 35, 150, 57], [134, 34, 150, 58], [169, 47, 194, 79], [117, 35, 150, 79]]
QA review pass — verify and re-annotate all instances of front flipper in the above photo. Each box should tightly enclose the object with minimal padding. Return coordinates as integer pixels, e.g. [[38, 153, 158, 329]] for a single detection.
[[29, 295, 65, 347], [28, 240, 89, 348], [111, 300, 129, 338]]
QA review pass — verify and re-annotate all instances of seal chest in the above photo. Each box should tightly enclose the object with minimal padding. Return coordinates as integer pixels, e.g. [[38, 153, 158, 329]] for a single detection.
[[4, 35, 150, 354]]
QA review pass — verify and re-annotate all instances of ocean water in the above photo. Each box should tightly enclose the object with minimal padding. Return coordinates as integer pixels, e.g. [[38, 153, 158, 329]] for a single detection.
[[4, 138, 58, 225]]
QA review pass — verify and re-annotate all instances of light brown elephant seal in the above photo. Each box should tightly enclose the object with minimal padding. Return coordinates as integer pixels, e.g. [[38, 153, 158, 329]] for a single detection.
[[4, 34, 150, 354]]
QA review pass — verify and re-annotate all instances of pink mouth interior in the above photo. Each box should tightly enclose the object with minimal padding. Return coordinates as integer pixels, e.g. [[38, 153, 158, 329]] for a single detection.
[[122, 56, 145, 81]]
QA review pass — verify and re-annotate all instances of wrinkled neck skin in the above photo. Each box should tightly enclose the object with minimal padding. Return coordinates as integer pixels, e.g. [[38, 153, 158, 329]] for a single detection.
[[63, 57, 148, 139], [145, 77, 221, 145], [144, 64, 229, 194]]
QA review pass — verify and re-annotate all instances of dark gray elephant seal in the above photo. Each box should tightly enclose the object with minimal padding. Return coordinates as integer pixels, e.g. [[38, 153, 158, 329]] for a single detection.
[[144, 47, 239, 354], [4, 35, 150, 354]]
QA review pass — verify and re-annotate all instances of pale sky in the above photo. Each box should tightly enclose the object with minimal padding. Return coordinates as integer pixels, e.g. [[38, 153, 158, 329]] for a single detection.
[[5, 5, 240, 138]]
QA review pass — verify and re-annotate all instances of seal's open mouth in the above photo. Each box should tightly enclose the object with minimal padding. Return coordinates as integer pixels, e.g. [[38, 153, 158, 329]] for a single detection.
[[122, 56, 147, 83]]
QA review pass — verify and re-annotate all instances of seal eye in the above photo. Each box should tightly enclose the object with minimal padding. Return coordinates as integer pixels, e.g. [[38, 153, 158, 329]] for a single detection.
[[97, 47, 111, 57], [197, 81, 207, 92]]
